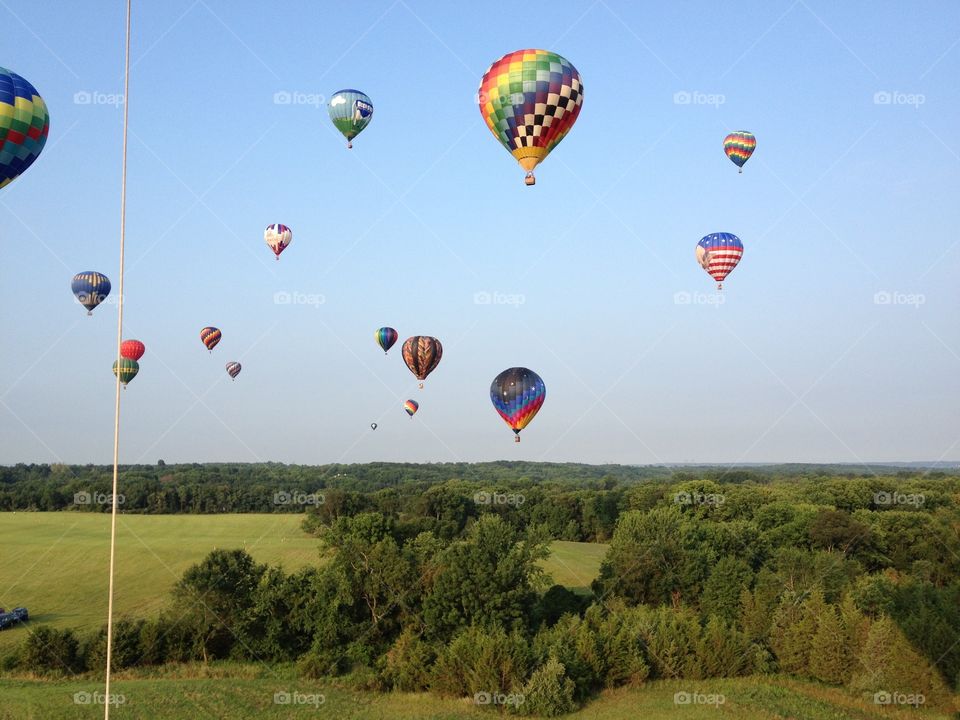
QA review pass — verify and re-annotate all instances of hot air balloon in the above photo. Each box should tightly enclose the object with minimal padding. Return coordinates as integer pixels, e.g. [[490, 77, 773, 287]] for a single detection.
[[491, 367, 545, 442], [370, 422, 378, 430], [328, 89, 373, 148], [71, 272, 111, 315], [696, 233, 743, 290], [1, 67, 49, 190], [200, 327, 221, 352], [404, 399, 419, 417], [264, 224, 292, 260], [120, 340, 145, 361], [226, 361, 241, 380], [375, 327, 398, 355], [112, 358, 139, 387], [723, 131, 756, 173], [402, 336, 442, 389], [478, 49, 583, 186]]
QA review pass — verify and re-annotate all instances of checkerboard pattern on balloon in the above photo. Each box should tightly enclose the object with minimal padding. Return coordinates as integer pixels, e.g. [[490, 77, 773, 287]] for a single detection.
[[1, 67, 50, 189]]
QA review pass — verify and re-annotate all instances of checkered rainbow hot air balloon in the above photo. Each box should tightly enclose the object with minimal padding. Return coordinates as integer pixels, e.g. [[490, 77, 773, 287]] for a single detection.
[[478, 49, 583, 186], [696, 233, 743, 290], [1, 67, 49, 190]]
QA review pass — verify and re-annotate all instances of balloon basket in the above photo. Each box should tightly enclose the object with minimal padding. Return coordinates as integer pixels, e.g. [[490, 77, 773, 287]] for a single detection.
[[514, 435, 521, 443], [524, 173, 535, 186], [717, 282, 723, 291], [738, 168, 743, 174], [418, 382, 424, 389], [87, 310, 93, 316], [347, 141, 353, 149]]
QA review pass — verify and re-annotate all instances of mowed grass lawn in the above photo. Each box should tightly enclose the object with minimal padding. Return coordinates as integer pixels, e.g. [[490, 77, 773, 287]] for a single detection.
[[1, 671, 955, 720], [0, 513, 607, 652]]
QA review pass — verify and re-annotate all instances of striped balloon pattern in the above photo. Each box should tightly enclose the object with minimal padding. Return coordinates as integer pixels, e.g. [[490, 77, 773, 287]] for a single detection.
[[404, 399, 419, 417], [478, 49, 583, 185], [120, 339, 145, 361], [1, 67, 49, 190], [491, 367, 545, 442], [200, 327, 221, 352], [226, 361, 241, 380], [112, 358, 139, 386], [71, 272, 111, 315], [402, 336, 442, 386], [328, 89, 373, 148], [264, 224, 292, 260], [723, 131, 756, 172], [375, 327, 398, 354], [696, 233, 743, 289]]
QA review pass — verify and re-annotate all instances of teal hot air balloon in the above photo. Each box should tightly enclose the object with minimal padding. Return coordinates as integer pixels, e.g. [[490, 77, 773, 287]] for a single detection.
[[71, 272, 111, 315], [1, 67, 50, 190], [328, 89, 373, 148]]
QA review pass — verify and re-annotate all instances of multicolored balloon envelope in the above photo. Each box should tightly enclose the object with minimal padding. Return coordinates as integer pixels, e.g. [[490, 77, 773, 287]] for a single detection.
[[375, 327, 398, 355], [120, 339, 145, 361], [226, 361, 241, 380], [1, 67, 49, 190], [478, 49, 583, 185], [696, 233, 743, 290], [490, 367, 545, 442], [71, 272, 111, 315], [402, 336, 442, 388], [200, 327, 221, 352], [328, 89, 373, 148], [723, 131, 756, 173], [264, 224, 292, 260], [404, 399, 419, 417], [112, 358, 139, 386]]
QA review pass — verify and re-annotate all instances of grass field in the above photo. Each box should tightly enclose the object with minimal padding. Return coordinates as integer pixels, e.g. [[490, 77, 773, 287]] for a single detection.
[[1, 669, 955, 719], [0, 513, 607, 652]]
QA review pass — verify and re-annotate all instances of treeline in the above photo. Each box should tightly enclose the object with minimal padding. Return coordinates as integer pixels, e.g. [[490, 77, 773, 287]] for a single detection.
[[7, 472, 960, 714]]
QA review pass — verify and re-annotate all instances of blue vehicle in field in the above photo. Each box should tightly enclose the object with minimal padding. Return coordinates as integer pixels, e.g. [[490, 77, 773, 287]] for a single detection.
[[0, 607, 28, 630]]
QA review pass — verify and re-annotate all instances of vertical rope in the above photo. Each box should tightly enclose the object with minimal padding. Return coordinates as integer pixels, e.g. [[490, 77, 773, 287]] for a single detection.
[[104, 0, 132, 717]]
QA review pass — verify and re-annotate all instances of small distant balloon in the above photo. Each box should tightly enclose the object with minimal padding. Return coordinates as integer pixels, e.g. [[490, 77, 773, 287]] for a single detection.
[[71, 272, 111, 315], [112, 358, 139, 387], [1, 67, 50, 190], [264, 224, 292, 260], [404, 399, 419, 417], [696, 232, 743, 290], [370, 422, 378, 430], [402, 336, 442, 388], [226, 361, 241, 380], [723, 131, 756, 173], [375, 327, 398, 355], [120, 339, 145, 361], [328, 89, 373, 149], [491, 367, 545, 442], [200, 327, 221, 352]]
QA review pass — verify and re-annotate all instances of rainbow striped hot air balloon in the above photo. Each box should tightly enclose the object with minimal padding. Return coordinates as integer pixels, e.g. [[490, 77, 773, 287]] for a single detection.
[[1, 67, 50, 190], [478, 49, 583, 186], [328, 90, 373, 149], [491, 367, 545, 442], [723, 131, 756, 173], [696, 233, 743, 290], [404, 399, 419, 417], [375, 327, 398, 355], [200, 327, 221, 352], [71, 272, 111, 315]]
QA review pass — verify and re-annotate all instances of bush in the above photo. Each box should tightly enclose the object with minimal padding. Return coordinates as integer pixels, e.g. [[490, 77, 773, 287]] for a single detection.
[[82, 619, 146, 673], [430, 624, 529, 698], [536, 585, 585, 627], [19, 626, 82, 676], [381, 629, 436, 691], [515, 656, 576, 717]]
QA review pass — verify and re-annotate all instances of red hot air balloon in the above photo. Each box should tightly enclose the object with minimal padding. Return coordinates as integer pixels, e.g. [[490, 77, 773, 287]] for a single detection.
[[120, 339, 145, 361]]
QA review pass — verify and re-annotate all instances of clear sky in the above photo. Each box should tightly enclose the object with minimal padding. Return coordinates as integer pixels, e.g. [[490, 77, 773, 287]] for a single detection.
[[1, 0, 959, 466]]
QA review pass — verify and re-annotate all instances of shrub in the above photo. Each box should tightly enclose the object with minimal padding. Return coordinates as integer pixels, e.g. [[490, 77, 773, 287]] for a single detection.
[[381, 629, 436, 691], [430, 624, 529, 698], [19, 626, 81, 676], [515, 656, 576, 717]]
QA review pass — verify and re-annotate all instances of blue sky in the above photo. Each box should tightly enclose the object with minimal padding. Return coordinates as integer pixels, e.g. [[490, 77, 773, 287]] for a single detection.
[[1, 0, 959, 465]]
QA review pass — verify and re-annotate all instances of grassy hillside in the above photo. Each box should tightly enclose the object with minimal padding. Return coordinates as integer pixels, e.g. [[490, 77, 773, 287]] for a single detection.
[[0, 513, 606, 652], [0, 670, 954, 719]]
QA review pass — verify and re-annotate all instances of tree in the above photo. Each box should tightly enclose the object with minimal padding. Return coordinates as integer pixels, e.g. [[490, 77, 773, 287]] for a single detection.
[[517, 656, 577, 716], [807, 604, 848, 684], [701, 556, 754, 623], [18, 626, 81, 676]]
